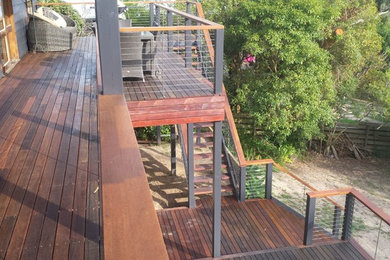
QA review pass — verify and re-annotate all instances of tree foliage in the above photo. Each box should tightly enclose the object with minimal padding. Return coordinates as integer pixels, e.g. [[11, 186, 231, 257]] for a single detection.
[[201, 0, 390, 160]]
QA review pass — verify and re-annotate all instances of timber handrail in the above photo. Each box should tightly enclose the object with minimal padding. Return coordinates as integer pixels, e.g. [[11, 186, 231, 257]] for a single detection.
[[246, 158, 344, 210], [155, 4, 223, 27], [36, 1, 190, 6], [308, 188, 390, 226]]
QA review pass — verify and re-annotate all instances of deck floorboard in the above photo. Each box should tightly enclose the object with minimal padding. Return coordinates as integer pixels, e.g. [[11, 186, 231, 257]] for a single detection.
[[0, 37, 101, 260]]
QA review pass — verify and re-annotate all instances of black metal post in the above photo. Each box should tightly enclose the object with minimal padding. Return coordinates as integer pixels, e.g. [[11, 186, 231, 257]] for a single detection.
[[155, 6, 161, 26], [95, 0, 123, 95], [149, 3, 154, 26], [195, 127, 201, 145], [214, 29, 224, 94], [239, 166, 246, 202], [171, 125, 176, 176], [213, 121, 222, 257], [265, 163, 273, 199], [156, 126, 161, 145], [185, 13, 192, 68], [167, 10, 173, 52], [332, 205, 342, 238], [303, 196, 316, 245], [187, 123, 195, 208], [342, 193, 355, 240]]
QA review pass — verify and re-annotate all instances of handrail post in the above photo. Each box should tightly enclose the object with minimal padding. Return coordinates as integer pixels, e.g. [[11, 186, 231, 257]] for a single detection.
[[149, 3, 154, 27], [342, 193, 355, 240], [167, 10, 173, 52], [239, 166, 246, 202], [332, 205, 342, 238], [214, 29, 224, 94], [304, 195, 316, 245], [265, 163, 273, 199], [155, 5, 161, 26], [187, 123, 195, 208], [185, 3, 192, 68], [171, 125, 176, 176]]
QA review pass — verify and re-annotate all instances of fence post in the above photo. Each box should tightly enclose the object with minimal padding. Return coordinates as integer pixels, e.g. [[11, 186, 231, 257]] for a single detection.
[[265, 163, 273, 199], [214, 29, 224, 94], [167, 10, 173, 52], [156, 126, 161, 145], [303, 195, 316, 245], [239, 166, 246, 202], [149, 3, 154, 26], [342, 193, 355, 240], [332, 205, 342, 238]]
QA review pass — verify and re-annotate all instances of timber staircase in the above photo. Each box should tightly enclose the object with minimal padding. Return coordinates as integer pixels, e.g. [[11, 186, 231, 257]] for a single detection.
[[178, 122, 235, 200]]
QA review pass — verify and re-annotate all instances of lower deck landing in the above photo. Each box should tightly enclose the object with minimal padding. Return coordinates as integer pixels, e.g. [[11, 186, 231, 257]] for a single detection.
[[157, 196, 354, 259]]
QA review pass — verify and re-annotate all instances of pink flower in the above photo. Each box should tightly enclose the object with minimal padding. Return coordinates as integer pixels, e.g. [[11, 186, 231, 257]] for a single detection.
[[244, 54, 255, 63]]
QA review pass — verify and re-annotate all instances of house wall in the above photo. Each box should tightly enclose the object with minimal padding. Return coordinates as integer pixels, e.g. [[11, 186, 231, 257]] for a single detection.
[[12, 0, 28, 59]]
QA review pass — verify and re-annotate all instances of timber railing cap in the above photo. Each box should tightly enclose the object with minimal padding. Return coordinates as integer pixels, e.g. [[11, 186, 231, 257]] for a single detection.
[[307, 187, 390, 226]]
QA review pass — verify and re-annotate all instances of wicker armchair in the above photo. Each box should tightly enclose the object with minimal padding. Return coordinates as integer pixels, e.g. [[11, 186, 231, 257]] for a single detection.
[[28, 14, 77, 52]]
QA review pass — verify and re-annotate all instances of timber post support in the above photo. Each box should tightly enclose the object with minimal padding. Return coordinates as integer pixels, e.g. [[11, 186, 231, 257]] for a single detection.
[[171, 125, 176, 176], [303, 195, 316, 245], [342, 193, 355, 240], [213, 121, 222, 257], [156, 126, 161, 145], [265, 163, 273, 199], [95, 0, 123, 95], [187, 123, 195, 208]]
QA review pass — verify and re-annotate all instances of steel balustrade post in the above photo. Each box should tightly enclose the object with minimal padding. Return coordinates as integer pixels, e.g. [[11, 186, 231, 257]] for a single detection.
[[265, 163, 273, 199], [214, 29, 224, 94], [187, 123, 195, 208], [239, 166, 246, 202], [304, 196, 316, 245], [167, 10, 173, 52], [95, 0, 123, 95], [185, 7, 192, 68], [332, 205, 342, 238], [213, 121, 222, 257], [171, 125, 176, 176], [342, 193, 355, 240], [149, 3, 154, 27]]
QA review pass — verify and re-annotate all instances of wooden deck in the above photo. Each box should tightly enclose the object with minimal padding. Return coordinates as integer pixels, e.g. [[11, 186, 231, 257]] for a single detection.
[[123, 52, 214, 102], [157, 196, 368, 259], [0, 37, 101, 259]]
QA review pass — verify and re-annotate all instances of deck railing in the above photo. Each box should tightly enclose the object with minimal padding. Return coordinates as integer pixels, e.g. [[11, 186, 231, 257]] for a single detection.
[[304, 188, 390, 259], [119, 2, 224, 98]]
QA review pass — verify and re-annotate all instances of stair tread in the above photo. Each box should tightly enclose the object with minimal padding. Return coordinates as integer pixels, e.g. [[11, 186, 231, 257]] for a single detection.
[[194, 186, 233, 195], [194, 132, 214, 138], [194, 141, 214, 148], [194, 122, 214, 128], [194, 153, 224, 159], [194, 174, 231, 183], [195, 163, 227, 171]]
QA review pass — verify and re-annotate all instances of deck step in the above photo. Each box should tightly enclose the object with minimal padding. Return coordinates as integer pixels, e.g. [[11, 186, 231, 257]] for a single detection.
[[195, 163, 227, 172], [194, 153, 224, 159], [194, 186, 233, 195], [194, 141, 214, 149], [194, 132, 213, 138], [194, 174, 230, 183], [194, 122, 214, 128]]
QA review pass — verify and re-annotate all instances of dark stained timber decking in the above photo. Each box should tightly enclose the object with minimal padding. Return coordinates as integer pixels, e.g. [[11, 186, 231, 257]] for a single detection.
[[0, 37, 101, 259], [156, 196, 370, 260]]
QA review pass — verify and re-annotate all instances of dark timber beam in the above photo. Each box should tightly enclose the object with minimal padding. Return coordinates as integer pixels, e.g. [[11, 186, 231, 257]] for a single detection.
[[95, 0, 123, 95], [213, 121, 222, 257]]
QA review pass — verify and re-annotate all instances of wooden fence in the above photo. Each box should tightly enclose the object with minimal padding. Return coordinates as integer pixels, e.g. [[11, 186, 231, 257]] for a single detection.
[[234, 114, 390, 157]]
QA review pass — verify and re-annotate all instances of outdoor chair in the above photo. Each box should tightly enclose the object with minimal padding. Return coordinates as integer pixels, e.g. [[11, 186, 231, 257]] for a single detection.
[[28, 8, 77, 52], [120, 28, 145, 81]]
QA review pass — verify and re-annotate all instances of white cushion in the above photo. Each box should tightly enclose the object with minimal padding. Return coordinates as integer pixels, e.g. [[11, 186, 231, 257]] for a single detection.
[[34, 7, 67, 28]]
